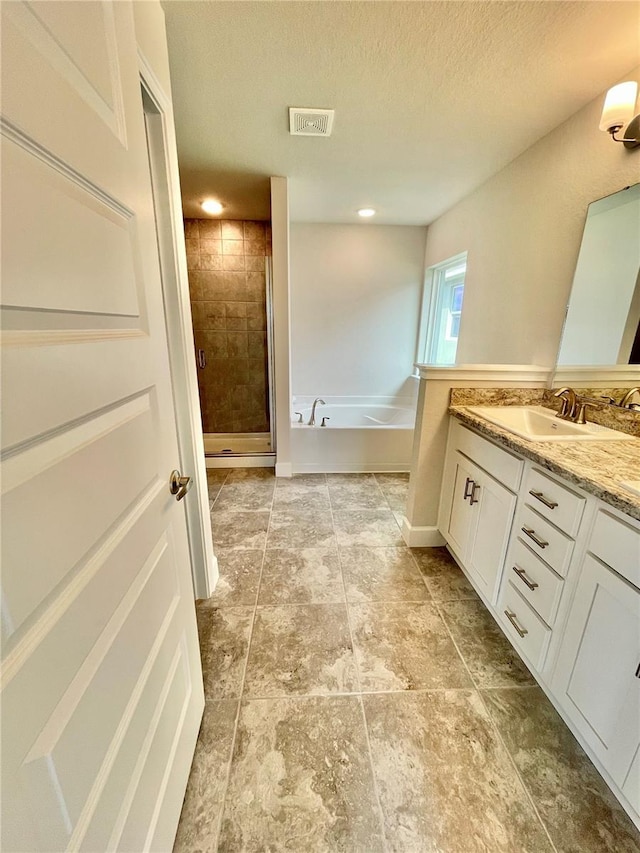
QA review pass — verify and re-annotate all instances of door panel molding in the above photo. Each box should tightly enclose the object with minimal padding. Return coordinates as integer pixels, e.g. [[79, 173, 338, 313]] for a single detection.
[[3, 1, 127, 143]]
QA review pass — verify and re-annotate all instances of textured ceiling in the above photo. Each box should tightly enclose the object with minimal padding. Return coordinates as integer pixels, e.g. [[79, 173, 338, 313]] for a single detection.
[[163, 1, 640, 224]]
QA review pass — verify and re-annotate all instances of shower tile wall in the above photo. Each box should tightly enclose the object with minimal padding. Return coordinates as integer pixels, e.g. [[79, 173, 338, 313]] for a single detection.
[[185, 219, 272, 434]]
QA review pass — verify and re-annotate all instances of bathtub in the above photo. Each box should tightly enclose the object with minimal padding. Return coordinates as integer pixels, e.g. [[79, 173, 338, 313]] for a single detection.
[[291, 400, 416, 473]]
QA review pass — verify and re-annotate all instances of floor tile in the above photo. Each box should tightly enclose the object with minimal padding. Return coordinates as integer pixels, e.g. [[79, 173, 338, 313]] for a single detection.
[[209, 549, 263, 606], [327, 473, 389, 510], [259, 547, 344, 605], [212, 478, 275, 512], [333, 509, 403, 547], [349, 601, 472, 691], [211, 510, 270, 550], [273, 473, 329, 504], [196, 604, 253, 700], [363, 690, 552, 852], [244, 604, 358, 696], [374, 472, 410, 512], [482, 686, 640, 852], [266, 508, 335, 549], [217, 696, 384, 852], [173, 699, 238, 853], [440, 598, 534, 688], [340, 546, 430, 602], [272, 484, 331, 511], [224, 467, 275, 482], [411, 546, 479, 600]]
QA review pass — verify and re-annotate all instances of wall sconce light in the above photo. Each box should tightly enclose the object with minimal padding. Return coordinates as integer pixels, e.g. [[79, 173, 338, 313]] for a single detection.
[[599, 81, 640, 149]]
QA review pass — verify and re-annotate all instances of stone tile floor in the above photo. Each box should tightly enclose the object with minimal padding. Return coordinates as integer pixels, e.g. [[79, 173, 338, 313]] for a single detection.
[[174, 469, 640, 853]]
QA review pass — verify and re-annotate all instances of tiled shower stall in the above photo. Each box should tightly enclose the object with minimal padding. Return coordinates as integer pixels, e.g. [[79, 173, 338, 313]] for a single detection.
[[185, 218, 273, 458]]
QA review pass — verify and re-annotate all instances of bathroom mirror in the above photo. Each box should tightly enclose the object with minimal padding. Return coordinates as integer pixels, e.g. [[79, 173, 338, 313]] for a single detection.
[[557, 182, 640, 366]]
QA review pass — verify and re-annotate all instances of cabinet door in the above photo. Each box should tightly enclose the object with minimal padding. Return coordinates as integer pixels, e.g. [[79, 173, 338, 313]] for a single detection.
[[446, 452, 476, 560], [553, 554, 640, 799], [468, 472, 517, 603]]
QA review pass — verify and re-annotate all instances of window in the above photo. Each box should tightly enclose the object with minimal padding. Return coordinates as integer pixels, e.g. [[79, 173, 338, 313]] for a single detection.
[[417, 253, 467, 365]]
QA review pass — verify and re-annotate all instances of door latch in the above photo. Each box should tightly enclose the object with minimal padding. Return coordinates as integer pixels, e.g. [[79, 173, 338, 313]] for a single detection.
[[170, 470, 192, 501]]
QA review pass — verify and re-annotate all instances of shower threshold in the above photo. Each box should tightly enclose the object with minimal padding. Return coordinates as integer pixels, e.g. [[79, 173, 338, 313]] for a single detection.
[[204, 432, 274, 468]]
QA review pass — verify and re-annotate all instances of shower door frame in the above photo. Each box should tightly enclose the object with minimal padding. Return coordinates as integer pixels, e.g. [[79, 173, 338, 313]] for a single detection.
[[265, 255, 277, 455]]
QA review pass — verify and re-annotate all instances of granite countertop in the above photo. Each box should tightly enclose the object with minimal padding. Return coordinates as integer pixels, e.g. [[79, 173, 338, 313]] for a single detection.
[[449, 405, 640, 522]]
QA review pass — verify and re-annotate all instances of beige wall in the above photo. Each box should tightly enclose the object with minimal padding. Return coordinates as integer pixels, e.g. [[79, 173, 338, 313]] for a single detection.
[[424, 65, 640, 368], [290, 223, 427, 398], [185, 218, 271, 434]]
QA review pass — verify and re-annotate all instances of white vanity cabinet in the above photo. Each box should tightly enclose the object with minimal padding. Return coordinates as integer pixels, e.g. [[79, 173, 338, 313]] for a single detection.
[[551, 508, 640, 811], [438, 415, 640, 827], [439, 421, 522, 603], [497, 466, 585, 671]]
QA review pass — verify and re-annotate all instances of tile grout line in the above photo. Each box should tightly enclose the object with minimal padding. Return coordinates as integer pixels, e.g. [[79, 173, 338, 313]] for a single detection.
[[207, 469, 230, 511], [407, 546, 440, 601], [330, 482, 389, 853], [211, 471, 275, 852], [432, 597, 559, 853], [226, 685, 500, 701], [406, 540, 557, 849]]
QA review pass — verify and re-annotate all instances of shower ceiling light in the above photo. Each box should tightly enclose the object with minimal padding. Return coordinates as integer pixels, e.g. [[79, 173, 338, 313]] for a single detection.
[[201, 199, 224, 215], [357, 208, 376, 218]]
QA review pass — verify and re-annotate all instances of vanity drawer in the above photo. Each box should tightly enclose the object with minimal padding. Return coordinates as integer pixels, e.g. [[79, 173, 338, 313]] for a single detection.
[[517, 505, 574, 577], [455, 423, 523, 493], [507, 538, 563, 626], [498, 581, 552, 670], [588, 509, 640, 588], [523, 467, 585, 537]]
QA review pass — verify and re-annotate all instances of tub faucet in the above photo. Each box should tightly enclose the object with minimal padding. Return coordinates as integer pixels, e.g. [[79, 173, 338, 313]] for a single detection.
[[308, 398, 326, 426]]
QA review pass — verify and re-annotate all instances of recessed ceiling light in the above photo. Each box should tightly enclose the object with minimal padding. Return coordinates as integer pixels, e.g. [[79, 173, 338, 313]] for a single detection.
[[357, 208, 376, 218], [201, 199, 223, 215]]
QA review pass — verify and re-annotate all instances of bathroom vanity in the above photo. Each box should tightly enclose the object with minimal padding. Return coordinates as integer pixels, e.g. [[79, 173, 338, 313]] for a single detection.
[[438, 406, 640, 828]]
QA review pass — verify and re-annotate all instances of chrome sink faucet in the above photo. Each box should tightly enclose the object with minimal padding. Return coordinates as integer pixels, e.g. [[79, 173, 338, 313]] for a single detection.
[[308, 398, 326, 426]]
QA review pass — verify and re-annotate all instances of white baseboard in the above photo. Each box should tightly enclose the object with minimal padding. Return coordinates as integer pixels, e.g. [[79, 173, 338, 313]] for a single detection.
[[275, 461, 293, 478], [401, 517, 445, 547], [292, 462, 411, 474]]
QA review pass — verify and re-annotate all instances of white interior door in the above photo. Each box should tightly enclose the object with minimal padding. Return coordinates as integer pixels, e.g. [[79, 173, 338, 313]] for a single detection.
[[1, 2, 203, 850]]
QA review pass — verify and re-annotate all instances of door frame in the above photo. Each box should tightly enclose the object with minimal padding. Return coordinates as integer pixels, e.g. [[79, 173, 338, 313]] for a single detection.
[[138, 48, 217, 599]]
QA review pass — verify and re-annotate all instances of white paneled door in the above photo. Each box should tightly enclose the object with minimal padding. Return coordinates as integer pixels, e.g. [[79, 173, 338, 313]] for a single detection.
[[1, 2, 203, 850]]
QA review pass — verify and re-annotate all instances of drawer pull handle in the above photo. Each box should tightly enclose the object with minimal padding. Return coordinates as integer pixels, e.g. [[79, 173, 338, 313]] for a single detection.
[[470, 483, 481, 505], [504, 609, 528, 638], [522, 527, 549, 549], [463, 477, 475, 501], [636, 663, 640, 679], [512, 565, 539, 591], [529, 489, 558, 510]]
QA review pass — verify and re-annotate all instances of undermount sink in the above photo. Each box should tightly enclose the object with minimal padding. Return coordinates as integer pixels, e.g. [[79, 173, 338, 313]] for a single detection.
[[466, 406, 629, 442]]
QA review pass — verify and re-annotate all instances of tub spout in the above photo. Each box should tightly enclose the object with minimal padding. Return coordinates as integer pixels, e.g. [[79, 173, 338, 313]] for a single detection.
[[308, 398, 326, 426]]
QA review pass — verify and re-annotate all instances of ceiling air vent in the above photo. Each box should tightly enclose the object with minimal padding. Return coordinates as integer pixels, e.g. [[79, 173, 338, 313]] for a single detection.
[[289, 107, 335, 137]]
